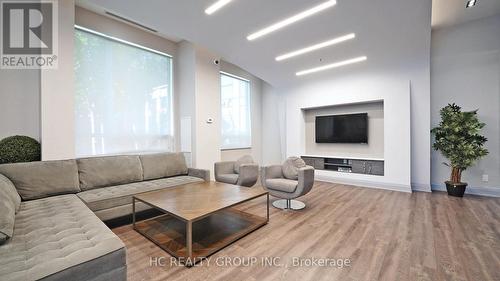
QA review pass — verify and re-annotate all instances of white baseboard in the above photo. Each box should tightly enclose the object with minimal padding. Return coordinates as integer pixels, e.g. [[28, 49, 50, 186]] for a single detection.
[[316, 174, 412, 193], [411, 183, 431, 192], [431, 183, 500, 197]]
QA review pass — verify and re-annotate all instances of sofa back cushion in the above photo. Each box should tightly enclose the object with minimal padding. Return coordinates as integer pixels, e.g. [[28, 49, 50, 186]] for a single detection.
[[140, 152, 188, 180], [0, 160, 80, 200], [78, 155, 143, 191], [0, 174, 21, 244]]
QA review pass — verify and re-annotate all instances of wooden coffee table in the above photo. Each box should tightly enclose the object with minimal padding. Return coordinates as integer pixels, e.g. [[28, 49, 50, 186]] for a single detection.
[[132, 181, 269, 265]]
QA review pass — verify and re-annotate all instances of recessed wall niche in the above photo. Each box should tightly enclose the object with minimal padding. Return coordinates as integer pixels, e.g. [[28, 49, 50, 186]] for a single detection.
[[303, 101, 384, 160]]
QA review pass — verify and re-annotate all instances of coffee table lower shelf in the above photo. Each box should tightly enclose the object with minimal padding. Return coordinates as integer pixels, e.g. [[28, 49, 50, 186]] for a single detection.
[[133, 207, 268, 264]]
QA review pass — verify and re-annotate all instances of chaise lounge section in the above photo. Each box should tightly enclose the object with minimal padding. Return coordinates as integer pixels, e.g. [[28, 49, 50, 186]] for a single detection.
[[0, 152, 209, 281]]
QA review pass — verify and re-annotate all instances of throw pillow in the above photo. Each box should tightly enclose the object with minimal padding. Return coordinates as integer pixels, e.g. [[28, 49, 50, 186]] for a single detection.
[[282, 156, 306, 180], [0, 174, 20, 244]]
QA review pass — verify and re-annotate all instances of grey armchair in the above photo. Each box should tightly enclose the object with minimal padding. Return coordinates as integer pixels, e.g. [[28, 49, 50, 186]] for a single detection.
[[261, 164, 315, 210], [214, 157, 259, 187]]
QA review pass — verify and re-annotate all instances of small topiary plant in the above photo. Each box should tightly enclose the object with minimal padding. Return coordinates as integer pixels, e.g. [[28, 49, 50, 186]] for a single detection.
[[0, 135, 41, 164]]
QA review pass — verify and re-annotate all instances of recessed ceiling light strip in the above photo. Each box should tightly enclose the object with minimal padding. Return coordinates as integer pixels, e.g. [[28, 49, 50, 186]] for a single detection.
[[205, 0, 232, 15], [276, 33, 355, 61], [247, 0, 337, 41], [296, 56, 367, 76]]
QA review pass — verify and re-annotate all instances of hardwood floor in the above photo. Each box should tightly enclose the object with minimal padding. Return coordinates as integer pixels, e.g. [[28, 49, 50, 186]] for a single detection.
[[112, 182, 500, 281]]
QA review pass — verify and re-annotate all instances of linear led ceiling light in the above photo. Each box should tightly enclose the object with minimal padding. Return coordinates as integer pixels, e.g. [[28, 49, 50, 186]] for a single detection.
[[205, 0, 232, 15], [296, 56, 367, 76], [276, 33, 355, 61], [247, 0, 336, 41]]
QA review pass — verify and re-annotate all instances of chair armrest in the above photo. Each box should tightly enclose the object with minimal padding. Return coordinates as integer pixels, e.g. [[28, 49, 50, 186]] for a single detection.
[[260, 165, 283, 189], [214, 161, 235, 177], [295, 166, 315, 195], [237, 164, 259, 187], [188, 168, 210, 181]]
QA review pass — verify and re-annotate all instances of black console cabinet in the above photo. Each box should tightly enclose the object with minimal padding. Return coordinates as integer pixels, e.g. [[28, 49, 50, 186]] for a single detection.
[[301, 156, 384, 176]]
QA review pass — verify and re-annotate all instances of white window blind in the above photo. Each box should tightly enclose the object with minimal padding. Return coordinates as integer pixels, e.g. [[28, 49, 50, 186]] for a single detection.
[[220, 72, 251, 150], [74, 27, 174, 157]]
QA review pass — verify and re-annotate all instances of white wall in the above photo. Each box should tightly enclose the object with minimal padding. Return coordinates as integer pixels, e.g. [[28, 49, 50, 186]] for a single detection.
[[431, 14, 500, 196], [176, 41, 222, 176], [220, 61, 263, 164], [261, 82, 286, 165], [40, 0, 75, 160], [303, 101, 384, 160], [176, 41, 196, 160], [0, 69, 39, 140], [193, 45, 221, 175]]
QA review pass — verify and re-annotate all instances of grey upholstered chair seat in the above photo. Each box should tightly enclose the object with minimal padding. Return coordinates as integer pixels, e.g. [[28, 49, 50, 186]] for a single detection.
[[0, 195, 126, 281], [265, 178, 298, 193], [77, 176, 203, 212], [216, 174, 239, 184]]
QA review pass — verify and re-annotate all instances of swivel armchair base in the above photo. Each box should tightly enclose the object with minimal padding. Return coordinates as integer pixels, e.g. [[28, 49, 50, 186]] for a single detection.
[[272, 199, 306, 210]]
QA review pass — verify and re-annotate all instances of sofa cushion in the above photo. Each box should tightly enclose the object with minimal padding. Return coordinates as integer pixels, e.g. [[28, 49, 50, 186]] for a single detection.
[[282, 156, 306, 180], [234, 155, 254, 174], [0, 160, 80, 200], [0, 194, 125, 281], [140, 152, 188, 180], [217, 174, 239, 185], [265, 178, 298, 193], [77, 155, 143, 191], [77, 176, 203, 212], [0, 174, 21, 244], [0, 174, 20, 212]]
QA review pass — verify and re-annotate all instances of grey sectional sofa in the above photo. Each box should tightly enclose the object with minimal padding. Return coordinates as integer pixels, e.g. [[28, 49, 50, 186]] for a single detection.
[[0, 152, 209, 281]]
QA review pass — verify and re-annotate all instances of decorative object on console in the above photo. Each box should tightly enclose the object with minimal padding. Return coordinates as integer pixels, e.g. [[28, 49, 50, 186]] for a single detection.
[[215, 155, 259, 187], [261, 157, 315, 210], [0, 135, 41, 164], [431, 103, 488, 197]]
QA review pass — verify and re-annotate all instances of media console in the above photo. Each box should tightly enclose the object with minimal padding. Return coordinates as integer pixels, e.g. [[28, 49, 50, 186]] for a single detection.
[[301, 155, 384, 176]]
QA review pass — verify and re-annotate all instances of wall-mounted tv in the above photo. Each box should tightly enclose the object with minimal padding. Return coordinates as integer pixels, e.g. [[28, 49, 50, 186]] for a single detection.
[[315, 113, 368, 143]]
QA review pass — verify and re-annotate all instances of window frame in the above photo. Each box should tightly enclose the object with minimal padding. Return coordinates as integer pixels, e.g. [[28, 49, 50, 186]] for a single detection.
[[74, 25, 175, 157], [220, 71, 252, 151]]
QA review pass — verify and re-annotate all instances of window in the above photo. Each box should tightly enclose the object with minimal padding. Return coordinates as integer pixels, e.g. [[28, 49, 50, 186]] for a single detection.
[[74, 26, 173, 157], [220, 72, 251, 150]]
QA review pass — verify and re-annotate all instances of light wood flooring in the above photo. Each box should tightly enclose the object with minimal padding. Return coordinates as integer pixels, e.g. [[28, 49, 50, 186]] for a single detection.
[[113, 181, 500, 281]]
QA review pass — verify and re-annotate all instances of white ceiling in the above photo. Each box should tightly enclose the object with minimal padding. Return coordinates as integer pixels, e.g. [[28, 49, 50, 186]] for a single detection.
[[77, 0, 499, 88], [432, 0, 500, 29]]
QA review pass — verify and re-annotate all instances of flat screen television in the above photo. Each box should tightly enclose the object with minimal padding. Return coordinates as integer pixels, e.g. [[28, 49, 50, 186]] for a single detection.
[[315, 113, 368, 143]]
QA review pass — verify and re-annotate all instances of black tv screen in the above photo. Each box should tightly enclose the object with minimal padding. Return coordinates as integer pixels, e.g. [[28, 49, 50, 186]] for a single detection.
[[315, 113, 368, 143]]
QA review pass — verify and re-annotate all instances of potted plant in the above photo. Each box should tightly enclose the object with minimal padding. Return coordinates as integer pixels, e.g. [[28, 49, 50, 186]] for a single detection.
[[431, 104, 488, 197], [0, 135, 41, 164]]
